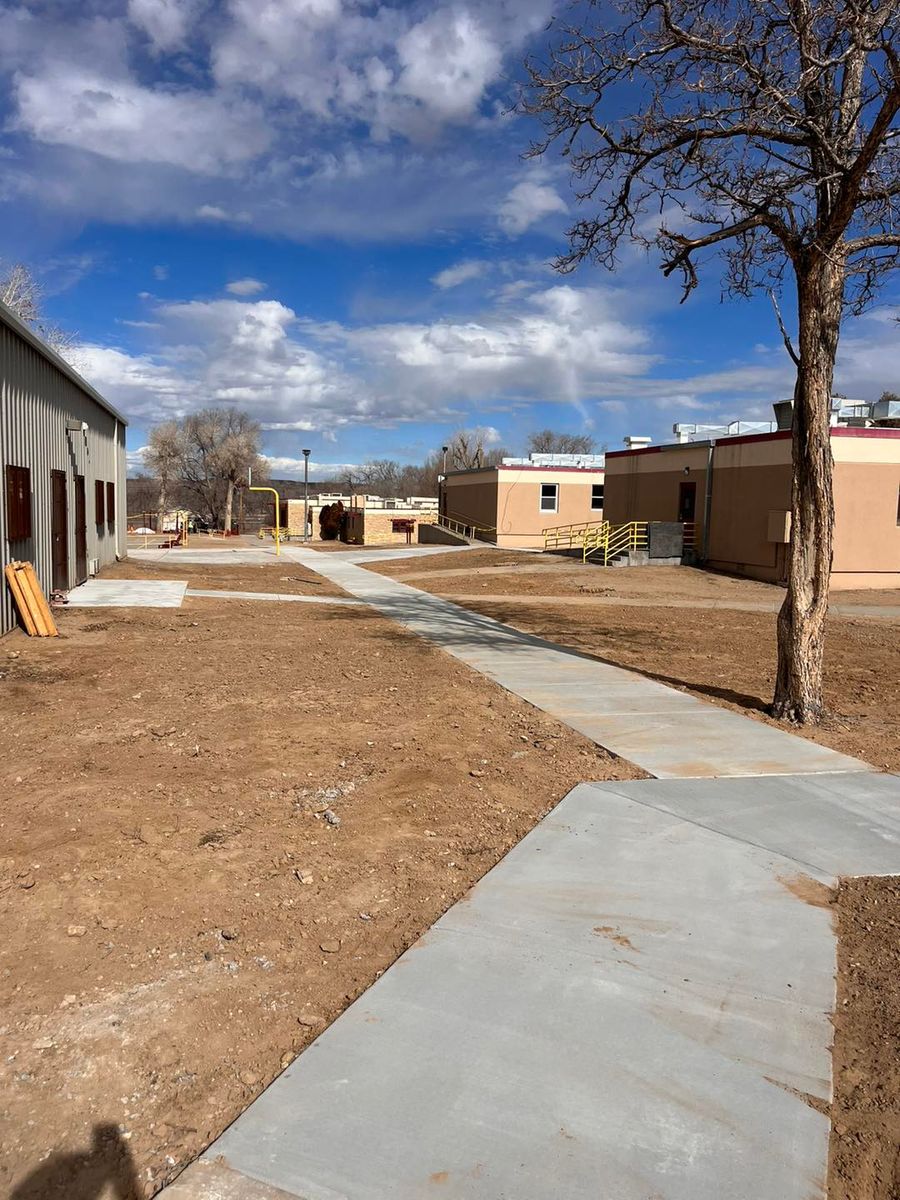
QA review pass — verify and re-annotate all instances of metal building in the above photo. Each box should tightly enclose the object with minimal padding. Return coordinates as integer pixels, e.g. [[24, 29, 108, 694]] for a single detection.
[[1, 299, 127, 636]]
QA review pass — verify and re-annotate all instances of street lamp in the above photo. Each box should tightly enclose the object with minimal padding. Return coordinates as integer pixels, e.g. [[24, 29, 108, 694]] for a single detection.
[[302, 448, 311, 541]]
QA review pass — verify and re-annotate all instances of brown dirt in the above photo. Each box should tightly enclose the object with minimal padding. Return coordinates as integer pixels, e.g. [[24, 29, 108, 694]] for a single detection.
[[829, 875, 900, 1199], [368, 556, 900, 771], [103, 557, 348, 597], [0, 562, 641, 1198]]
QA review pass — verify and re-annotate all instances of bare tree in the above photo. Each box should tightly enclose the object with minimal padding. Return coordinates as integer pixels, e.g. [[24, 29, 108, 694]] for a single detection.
[[143, 420, 183, 532], [145, 409, 264, 530], [528, 429, 596, 455], [447, 428, 509, 471], [178, 408, 264, 530], [0, 261, 78, 360], [522, 0, 900, 724]]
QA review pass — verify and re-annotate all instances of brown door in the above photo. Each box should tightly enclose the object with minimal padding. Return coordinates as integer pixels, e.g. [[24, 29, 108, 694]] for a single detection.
[[74, 475, 87, 584], [50, 470, 69, 592], [678, 481, 697, 523]]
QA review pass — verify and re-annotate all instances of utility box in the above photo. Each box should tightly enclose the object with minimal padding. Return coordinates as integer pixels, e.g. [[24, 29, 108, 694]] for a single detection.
[[648, 522, 684, 559], [767, 510, 792, 544]]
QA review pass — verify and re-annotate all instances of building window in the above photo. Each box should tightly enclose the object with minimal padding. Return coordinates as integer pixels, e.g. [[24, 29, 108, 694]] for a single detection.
[[540, 483, 559, 513], [591, 483, 605, 510], [5, 465, 32, 541], [95, 479, 105, 524], [106, 481, 115, 526]]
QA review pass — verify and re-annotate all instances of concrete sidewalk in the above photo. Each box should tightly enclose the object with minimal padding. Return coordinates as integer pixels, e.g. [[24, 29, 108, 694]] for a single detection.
[[282, 547, 867, 779], [165, 772, 900, 1200]]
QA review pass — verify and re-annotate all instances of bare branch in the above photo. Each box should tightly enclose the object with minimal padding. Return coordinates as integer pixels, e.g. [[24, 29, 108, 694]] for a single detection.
[[770, 289, 801, 367]]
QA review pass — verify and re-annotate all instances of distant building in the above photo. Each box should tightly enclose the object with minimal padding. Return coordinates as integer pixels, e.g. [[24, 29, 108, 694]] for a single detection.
[[1, 300, 127, 635], [284, 493, 439, 544], [604, 410, 900, 589], [440, 454, 606, 548]]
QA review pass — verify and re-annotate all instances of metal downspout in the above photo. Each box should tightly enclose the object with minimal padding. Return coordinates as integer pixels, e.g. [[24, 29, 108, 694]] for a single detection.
[[702, 442, 715, 562]]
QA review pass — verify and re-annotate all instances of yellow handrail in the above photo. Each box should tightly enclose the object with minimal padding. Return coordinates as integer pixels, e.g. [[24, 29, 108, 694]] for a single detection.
[[543, 520, 607, 551], [584, 521, 649, 565]]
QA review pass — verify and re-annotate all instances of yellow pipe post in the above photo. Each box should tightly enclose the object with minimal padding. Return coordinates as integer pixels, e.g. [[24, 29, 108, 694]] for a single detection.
[[249, 486, 281, 556]]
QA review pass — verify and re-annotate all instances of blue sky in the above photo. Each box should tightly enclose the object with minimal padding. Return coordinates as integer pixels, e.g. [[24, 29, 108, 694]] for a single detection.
[[1, 0, 899, 479]]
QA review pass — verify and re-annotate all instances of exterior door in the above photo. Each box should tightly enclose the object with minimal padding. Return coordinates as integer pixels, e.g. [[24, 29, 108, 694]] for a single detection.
[[74, 475, 87, 584], [50, 470, 69, 592], [678, 481, 697, 523]]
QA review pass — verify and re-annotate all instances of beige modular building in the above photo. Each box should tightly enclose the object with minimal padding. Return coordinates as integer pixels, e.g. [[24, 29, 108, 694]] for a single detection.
[[1, 300, 127, 635], [441, 457, 606, 548], [604, 426, 900, 589], [284, 494, 438, 545]]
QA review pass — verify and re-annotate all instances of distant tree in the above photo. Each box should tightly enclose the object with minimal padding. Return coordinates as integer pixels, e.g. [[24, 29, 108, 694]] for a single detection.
[[527, 429, 596, 455], [179, 408, 264, 530], [523, 0, 900, 724], [143, 420, 183, 532], [319, 500, 344, 540], [355, 459, 401, 496], [126, 473, 160, 524], [879, 390, 900, 404], [145, 408, 264, 530], [447, 428, 509, 471], [0, 261, 78, 360]]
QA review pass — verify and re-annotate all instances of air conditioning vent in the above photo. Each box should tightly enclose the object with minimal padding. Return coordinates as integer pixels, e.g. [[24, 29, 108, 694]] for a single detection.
[[88, 557, 100, 576]]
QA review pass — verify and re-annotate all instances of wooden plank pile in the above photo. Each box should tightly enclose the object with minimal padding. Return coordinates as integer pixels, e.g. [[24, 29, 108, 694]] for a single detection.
[[4, 561, 59, 637]]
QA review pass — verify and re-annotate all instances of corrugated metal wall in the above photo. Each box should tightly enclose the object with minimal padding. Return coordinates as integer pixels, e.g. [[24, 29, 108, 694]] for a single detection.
[[1, 318, 127, 635]]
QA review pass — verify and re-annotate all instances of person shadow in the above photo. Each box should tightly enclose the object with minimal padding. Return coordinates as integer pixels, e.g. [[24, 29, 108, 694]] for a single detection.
[[11, 1124, 142, 1200]]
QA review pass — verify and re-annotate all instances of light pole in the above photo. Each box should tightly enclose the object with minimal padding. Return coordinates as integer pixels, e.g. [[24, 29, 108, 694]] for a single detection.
[[302, 448, 311, 541], [440, 445, 449, 522]]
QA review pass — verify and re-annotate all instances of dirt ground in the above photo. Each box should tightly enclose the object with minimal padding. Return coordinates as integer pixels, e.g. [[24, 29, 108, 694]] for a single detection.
[[369, 552, 900, 771], [0, 560, 640, 1198], [830, 875, 900, 1200], [108, 557, 348, 597]]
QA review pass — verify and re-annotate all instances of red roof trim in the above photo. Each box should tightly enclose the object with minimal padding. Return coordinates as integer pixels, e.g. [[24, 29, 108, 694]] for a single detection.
[[608, 424, 900, 460], [831, 424, 900, 439]]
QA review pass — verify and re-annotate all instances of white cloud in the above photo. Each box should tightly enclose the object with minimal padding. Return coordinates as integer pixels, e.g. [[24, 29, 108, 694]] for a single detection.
[[497, 178, 568, 236], [77, 284, 657, 435], [432, 260, 487, 290], [196, 204, 231, 221], [226, 277, 266, 296], [13, 67, 271, 174], [261, 456, 359, 479], [128, 0, 196, 51], [153, 264, 169, 280]]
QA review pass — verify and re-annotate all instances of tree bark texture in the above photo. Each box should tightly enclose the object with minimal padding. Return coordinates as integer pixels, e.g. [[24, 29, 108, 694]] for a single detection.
[[223, 480, 235, 535], [772, 256, 843, 723]]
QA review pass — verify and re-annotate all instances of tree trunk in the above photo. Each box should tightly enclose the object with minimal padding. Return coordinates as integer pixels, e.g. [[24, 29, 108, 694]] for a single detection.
[[223, 479, 235, 535], [771, 256, 844, 723], [156, 478, 167, 536]]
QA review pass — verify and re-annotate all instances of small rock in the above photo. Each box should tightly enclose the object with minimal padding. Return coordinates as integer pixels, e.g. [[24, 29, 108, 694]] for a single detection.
[[32, 1037, 54, 1050], [239, 1069, 260, 1087], [280, 1052, 293, 1069], [323, 809, 340, 827], [297, 1014, 323, 1028], [151, 726, 177, 738], [221, 928, 239, 941], [67, 925, 87, 937], [60, 994, 77, 1007], [294, 869, 314, 885], [17, 874, 35, 890], [469, 769, 485, 778], [358, 912, 372, 921], [8, 651, 20, 659], [391, 742, 403, 750], [319, 939, 341, 953]]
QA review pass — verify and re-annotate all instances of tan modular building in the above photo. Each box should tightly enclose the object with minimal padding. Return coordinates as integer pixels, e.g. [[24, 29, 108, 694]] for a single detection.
[[284, 494, 438, 545], [442, 458, 606, 548], [1, 300, 127, 635], [604, 427, 900, 589]]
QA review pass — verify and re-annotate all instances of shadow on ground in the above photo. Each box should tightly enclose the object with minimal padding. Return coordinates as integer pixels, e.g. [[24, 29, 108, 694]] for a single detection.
[[11, 1125, 141, 1200], [323, 586, 772, 716]]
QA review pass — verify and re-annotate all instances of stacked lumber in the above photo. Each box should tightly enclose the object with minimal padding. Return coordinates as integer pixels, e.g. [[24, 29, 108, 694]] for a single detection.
[[4, 561, 59, 637]]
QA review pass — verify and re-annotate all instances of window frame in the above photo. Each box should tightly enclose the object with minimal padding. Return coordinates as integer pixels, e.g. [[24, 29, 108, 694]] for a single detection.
[[591, 483, 605, 511], [539, 482, 559, 513], [95, 479, 105, 525], [106, 481, 116, 527], [5, 464, 32, 542]]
